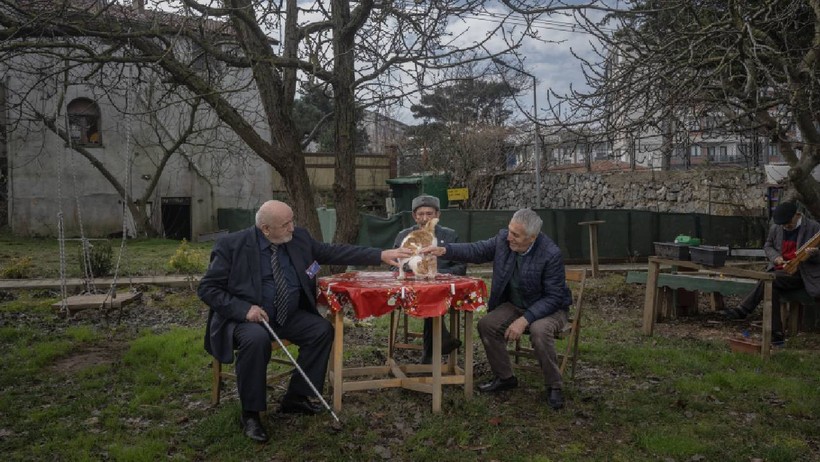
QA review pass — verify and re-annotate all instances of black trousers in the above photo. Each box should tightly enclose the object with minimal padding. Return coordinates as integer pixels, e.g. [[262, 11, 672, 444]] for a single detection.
[[233, 309, 333, 412], [422, 317, 453, 358], [740, 270, 804, 335]]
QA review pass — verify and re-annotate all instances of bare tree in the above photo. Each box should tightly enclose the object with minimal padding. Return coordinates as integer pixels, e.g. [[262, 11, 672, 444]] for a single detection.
[[541, 1, 820, 213], [1, 1, 593, 240], [405, 69, 523, 208]]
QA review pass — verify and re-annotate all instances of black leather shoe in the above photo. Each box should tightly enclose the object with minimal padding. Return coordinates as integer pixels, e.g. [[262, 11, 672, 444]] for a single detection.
[[547, 387, 564, 410], [239, 414, 269, 443], [443, 337, 462, 355], [280, 395, 323, 415], [421, 337, 462, 364], [477, 376, 518, 393]]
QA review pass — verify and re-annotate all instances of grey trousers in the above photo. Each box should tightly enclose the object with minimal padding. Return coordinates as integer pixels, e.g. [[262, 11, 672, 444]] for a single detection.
[[477, 302, 568, 389]]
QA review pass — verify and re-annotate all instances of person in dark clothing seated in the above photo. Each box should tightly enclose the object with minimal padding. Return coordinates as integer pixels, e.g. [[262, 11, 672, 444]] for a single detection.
[[393, 194, 466, 364], [422, 208, 571, 410], [722, 201, 820, 344]]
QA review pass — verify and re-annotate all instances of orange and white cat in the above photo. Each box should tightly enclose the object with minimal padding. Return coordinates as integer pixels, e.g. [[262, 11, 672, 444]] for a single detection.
[[397, 218, 438, 280]]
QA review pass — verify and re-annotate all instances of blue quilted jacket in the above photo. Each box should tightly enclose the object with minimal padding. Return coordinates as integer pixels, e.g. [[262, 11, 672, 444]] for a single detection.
[[444, 229, 571, 323]]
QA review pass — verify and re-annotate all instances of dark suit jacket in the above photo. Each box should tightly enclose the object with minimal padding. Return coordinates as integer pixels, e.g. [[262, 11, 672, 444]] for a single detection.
[[198, 226, 382, 363]]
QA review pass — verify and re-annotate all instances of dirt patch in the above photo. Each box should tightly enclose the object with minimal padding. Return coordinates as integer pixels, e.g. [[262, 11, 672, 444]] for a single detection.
[[50, 342, 125, 374]]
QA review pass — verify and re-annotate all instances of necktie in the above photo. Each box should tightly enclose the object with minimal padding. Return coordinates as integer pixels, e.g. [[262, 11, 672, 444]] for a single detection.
[[270, 244, 291, 326]]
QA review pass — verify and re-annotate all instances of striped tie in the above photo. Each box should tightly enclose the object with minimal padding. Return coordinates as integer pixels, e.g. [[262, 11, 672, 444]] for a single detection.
[[270, 244, 291, 326]]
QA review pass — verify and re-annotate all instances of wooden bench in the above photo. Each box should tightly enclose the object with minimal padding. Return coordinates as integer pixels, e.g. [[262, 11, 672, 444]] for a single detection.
[[626, 270, 812, 334]]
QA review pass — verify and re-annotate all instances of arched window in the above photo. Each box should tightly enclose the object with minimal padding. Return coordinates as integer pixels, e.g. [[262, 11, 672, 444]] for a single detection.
[[67, 98, 102, 146]]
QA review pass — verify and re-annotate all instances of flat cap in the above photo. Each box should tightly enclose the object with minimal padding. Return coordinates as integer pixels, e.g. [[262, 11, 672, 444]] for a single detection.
[[772, 201, 797, 225], [412, 195, 440, 212]]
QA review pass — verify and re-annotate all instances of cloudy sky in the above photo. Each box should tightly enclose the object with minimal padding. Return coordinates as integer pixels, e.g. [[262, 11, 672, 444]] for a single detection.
[[386, 3, 606, 125]]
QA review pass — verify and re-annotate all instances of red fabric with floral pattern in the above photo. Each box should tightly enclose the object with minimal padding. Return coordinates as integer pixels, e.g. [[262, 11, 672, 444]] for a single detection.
[[317, 272, 488, 319]]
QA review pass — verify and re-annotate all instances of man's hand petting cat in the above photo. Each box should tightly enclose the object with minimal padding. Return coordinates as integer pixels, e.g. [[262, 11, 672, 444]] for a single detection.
[[381, 247, 414, 267], [421, 245, 445, 257]]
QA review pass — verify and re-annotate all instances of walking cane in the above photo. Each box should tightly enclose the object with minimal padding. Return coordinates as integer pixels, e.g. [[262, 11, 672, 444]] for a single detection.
[[261, 320, 340, 423]]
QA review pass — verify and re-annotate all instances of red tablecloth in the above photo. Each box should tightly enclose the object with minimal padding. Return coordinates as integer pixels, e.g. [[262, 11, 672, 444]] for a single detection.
[[317, 271, 487, 319]]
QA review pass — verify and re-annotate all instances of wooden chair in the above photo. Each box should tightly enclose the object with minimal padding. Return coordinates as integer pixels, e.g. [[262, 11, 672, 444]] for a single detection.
[[210, 340, 294, 406], [388, 309, 461, 359], [508, 268, 587, 379], [389, 310, 425, 353]]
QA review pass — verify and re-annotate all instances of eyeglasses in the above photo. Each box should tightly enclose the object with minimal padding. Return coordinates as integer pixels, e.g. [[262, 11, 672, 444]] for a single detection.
[[266, 218, 296, 231]]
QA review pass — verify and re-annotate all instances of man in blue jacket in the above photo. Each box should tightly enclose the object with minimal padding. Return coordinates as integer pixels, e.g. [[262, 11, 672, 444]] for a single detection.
[[198, 200, 410, 442], [393, 194, 466, 364], [423, 208, 571, 410]]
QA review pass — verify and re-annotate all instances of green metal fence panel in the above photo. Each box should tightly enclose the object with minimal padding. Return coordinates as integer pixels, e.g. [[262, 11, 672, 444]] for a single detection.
[[356, 212, 406, 249], [352, 209, 769, 260], [628, 210, 658, 260], [467, 210, 515, 241], [699, 215, 767, 248], [657, 212, 700, 243], [553, 209, 593, 261], [440, 209, 471, 244], [217, 208, 254, 232], [592, 210, 632, 262]]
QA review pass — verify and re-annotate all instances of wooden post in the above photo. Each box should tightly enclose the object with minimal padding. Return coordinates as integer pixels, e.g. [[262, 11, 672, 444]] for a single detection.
[[761, 280, 772, 360], [578, 220, 606, 277], [642, 258, 661, 335]]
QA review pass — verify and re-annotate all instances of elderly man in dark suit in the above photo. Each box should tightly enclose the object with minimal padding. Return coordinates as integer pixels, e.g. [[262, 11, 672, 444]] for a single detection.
[[393, 194, 466, 364], [198, 200, 411, 443], [423, 208, 571, 410]]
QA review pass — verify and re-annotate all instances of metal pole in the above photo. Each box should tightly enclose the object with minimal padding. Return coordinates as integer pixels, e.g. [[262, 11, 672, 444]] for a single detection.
[[491, 58, 541, 208], [261, 320, 340, 422], [532, 73, 541, 209]]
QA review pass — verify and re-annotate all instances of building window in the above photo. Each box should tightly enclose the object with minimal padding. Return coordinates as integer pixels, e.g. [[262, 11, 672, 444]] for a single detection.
[[690, 145, 701, 157], [67, 98, 102, 146], [707, 146, 716, 161], [719, 146, 728, 161]]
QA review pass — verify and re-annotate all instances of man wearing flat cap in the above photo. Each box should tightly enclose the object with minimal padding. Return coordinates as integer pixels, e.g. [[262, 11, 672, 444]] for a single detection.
[[723, 201, 820, 344], [394, 194, 466, 364]]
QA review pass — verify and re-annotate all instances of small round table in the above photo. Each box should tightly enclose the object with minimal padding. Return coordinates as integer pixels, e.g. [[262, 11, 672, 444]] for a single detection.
[[317, 271, 488, 412]]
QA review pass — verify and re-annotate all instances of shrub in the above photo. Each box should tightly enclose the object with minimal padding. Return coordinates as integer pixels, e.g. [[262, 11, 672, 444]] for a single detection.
[[167, 239, 206, 275], [0, 256, 34, 279], [79, 240, 113, 277]]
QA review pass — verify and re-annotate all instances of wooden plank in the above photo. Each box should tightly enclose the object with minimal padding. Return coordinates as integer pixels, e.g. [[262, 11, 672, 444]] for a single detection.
[[1, 275, 200, 290], [642, 260, 660, 335], [52, 292, 141, 314], [627, 271, 756, 296], [649, 257, 774, 280]]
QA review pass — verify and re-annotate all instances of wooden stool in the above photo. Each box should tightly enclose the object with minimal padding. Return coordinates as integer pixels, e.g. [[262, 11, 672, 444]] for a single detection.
[[210, 340, 293, 406], [509, 268, 587, 379]]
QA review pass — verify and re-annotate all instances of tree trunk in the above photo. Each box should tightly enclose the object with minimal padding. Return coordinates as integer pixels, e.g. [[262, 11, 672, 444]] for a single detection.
[[331, 0, 360, 246]]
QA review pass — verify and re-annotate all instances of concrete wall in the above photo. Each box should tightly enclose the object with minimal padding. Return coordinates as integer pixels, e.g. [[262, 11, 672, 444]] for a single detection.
[[3, 54, 274, 238]]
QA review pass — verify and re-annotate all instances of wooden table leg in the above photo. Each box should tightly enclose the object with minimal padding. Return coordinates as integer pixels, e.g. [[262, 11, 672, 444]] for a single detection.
[[331, 310, 344, 412], [761, 281, 772, 359], [463, 311, 474, 400], [432, 315, 442, 413], [643, 259, 661, 335], [388, 310, 399, 361], [588, 224, 600, 278]]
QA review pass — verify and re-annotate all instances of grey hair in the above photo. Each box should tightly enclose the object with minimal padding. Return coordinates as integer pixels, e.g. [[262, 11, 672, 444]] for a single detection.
[[511, 208, 542, 236]]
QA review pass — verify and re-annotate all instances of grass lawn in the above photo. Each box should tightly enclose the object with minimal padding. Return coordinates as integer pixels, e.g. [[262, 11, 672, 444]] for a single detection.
[[0, 237, 818, 461]]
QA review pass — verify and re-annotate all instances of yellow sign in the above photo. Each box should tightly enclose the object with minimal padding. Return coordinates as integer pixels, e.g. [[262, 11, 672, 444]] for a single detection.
[[447, 188, 469, 201]]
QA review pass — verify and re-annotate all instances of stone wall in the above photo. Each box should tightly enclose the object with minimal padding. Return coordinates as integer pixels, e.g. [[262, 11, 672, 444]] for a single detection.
[[490, 167, 770, 216]]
